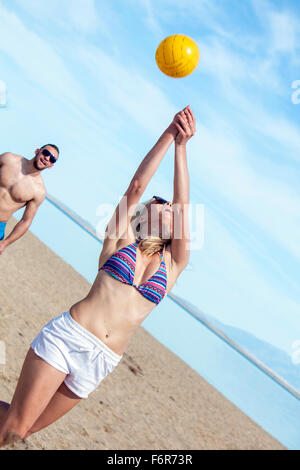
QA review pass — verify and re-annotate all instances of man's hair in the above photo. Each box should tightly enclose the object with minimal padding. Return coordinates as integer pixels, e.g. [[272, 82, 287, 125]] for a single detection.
[[40, 144, 60, 155]]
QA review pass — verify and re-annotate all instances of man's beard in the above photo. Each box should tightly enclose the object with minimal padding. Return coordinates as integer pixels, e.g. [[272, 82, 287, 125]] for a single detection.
[[33, 155, 43, 172]]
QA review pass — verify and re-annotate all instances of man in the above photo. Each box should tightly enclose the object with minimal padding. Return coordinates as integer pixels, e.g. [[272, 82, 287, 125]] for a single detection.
[[0, 144, 59, 254]]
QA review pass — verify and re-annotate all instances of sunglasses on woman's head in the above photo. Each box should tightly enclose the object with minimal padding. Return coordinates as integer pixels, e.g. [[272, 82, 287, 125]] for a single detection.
[[41, 149, 57, 164], [153, 195, 169, 205]]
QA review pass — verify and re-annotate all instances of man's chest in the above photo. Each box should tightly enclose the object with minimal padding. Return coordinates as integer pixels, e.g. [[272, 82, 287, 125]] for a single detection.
[[0, 164, 35, 203]]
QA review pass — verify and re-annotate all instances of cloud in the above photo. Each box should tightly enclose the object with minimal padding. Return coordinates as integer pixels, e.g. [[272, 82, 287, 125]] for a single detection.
[[13, 0, 107, 35], [198, 33, 285, 96], [251, 0, 300, 54], [190, 113, 300, 264], [140, 0, 164, 38], [77, 44, 177, 135], [0, 4, 83, 103], [195, 27, 300, 159], [0, 3, 115, 132], [269, 10, 297, 54], [66, 0, 99, 33], [163, 0, 233, 39]]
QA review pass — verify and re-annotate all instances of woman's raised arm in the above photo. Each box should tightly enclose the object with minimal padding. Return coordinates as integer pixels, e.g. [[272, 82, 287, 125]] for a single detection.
[[102, 115, 180, 253], [170, 106, 196, 273]]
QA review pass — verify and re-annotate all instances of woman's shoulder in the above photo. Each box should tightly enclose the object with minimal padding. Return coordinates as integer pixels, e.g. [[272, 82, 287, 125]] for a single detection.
[[98, 228, 137, 271]]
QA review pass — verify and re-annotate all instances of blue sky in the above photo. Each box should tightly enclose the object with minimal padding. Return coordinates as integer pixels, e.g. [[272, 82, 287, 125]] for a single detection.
[[0, 0, 300, 354]]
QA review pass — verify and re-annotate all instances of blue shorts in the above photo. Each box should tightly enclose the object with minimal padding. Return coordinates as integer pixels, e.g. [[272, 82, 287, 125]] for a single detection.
[[0, 222, 6, 241]]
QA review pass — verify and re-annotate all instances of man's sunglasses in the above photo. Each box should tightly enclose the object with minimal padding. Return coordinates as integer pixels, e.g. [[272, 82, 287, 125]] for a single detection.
[[41, 149, 57, 164], [153, 195, 169, 205]]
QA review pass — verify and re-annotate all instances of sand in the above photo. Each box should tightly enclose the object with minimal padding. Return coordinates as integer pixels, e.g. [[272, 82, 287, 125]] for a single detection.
[[0, 218, 285, 450]]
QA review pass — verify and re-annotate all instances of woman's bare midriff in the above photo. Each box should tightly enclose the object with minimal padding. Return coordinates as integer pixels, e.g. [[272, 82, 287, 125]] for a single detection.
[[69, 271, 156, 356]]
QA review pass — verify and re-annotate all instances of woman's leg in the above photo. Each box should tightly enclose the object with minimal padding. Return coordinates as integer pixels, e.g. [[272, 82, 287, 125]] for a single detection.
[[25, 382, 81, 438], [0, 348, 67, 447]]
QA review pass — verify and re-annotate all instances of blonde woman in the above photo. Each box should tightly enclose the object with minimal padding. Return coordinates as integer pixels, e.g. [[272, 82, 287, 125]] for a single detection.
[[0, 105, 196, 447]]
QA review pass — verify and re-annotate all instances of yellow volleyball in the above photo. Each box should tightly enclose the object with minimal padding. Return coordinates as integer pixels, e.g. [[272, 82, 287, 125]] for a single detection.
[[155, 34, 200, 78]]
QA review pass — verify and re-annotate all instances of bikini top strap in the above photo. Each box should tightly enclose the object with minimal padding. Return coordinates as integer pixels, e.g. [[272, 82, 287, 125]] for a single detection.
[[161, 244, 165, 263]]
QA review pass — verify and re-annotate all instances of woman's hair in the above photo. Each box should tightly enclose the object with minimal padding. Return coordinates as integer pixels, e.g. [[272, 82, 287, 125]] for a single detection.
[[130, 198, 171, 256]]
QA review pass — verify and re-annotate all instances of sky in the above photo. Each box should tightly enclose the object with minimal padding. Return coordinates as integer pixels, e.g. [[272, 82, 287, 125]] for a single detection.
[[0, 0, 300, 355]]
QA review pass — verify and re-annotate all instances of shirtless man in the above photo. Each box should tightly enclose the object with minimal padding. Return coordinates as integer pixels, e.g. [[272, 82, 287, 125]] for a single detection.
[[0, 144, 59, 254]]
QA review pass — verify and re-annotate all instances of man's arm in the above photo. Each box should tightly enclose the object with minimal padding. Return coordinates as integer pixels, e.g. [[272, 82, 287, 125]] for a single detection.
[[0, 152, 10, 167], [0, 192, 46, 252]]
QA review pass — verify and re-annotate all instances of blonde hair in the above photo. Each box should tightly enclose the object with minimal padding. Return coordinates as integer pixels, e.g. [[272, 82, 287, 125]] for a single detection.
[[130, 199, 170, 257]]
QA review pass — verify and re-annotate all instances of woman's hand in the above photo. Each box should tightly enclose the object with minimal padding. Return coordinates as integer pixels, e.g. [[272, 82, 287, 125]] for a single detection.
[[168, 106, 189, 137], [173, 105, 196, 145]]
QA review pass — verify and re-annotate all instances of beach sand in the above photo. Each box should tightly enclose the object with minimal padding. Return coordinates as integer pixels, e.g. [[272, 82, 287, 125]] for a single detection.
[[0, 218, 285, 450]]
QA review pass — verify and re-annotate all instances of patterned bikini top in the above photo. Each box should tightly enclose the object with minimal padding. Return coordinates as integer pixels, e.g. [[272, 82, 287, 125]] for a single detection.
[[99, 239, 167, 305]]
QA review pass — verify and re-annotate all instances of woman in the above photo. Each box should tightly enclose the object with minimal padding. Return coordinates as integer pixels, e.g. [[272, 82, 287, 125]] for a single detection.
[[0, 105, 196, 447]]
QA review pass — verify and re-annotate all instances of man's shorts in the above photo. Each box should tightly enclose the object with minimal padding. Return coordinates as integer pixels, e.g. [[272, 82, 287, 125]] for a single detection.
[[0, 221, 6, 241]]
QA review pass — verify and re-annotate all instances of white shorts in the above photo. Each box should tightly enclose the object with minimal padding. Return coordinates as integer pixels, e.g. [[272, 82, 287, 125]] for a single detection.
[[30, 311, 122, 399]]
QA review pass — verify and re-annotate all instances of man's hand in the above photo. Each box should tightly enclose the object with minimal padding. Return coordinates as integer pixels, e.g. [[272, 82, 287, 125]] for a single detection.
[[0, 241, 7, 255]]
